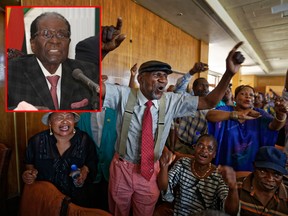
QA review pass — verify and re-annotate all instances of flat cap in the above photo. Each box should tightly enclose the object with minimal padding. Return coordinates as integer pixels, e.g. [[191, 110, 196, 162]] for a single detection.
[[138, 60, 173, 74], [254, 146, 288, 175]]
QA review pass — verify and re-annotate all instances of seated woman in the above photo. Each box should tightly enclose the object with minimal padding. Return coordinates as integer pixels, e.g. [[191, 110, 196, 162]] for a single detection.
[[206, 85, 287, 173], [157, 134, 238, 216], [22, 112, 97, 207]]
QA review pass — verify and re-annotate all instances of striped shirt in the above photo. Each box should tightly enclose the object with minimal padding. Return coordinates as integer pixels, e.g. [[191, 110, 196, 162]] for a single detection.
[[162, 157, 229, 216]]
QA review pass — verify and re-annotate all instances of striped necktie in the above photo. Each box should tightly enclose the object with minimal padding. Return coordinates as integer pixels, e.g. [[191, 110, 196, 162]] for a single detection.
[[141, 100, 154, 181]]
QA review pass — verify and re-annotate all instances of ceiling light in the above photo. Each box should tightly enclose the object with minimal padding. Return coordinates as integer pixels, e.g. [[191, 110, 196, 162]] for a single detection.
[[271, 3, 288, 14]]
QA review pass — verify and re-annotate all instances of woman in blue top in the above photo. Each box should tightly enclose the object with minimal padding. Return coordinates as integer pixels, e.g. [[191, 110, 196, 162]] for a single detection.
[[207, 85, 287, 172]]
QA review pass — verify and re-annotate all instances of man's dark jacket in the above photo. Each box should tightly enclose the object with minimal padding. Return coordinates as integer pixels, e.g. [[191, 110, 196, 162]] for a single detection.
[[8, 55, 99, 110]]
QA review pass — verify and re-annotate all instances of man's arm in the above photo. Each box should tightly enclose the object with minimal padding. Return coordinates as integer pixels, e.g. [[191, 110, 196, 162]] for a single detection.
[[224, 182, 239, 216], [198, 42, 244, 110], [157, 147, 176, 191], [157, 161, 169, 191], [206, 109, 261, 122], [267, 71, 288, 130], [101, 82, 106, 99], [174, 62, 208, 94], [218, 166, 239, 216], [268, 98, 288, 131], [128, 63, 138, 89]]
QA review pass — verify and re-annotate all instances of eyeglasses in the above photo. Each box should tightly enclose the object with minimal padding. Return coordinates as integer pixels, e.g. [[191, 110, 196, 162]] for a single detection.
[[50, 113, 75, 122], [195, 143, 214, 153], [33, 29, 70, 40]]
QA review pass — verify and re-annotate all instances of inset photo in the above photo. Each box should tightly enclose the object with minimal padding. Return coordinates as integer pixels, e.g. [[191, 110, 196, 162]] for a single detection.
[[6, 6, 102, 112]]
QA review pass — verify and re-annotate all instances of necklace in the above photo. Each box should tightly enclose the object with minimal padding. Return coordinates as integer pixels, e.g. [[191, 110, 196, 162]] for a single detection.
[[192, 160, 212, 179]]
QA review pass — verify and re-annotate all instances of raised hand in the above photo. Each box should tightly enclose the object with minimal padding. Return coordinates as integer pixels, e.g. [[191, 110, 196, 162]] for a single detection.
[[102, 17, 126, 52], [226, 42, 245, 75], [189, 62, 209, 75], [159, 150, 176, 168], [217, 165, 237, 190], [130, 63, 138, 77], [274, 97, 288, 116]]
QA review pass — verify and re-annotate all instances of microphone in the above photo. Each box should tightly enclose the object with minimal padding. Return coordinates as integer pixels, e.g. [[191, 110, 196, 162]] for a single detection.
[[72, 69, 100, 93]]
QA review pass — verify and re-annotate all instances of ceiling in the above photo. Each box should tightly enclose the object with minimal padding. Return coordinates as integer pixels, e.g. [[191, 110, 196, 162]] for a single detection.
[[135, 0, 288, 76]]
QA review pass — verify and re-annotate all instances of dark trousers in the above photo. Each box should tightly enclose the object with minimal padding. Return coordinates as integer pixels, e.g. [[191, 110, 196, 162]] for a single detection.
[[90, 178, 109, 212]]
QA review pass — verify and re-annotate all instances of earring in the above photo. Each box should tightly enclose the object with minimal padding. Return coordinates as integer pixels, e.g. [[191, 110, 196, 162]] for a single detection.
[[73, 128, 76, 134], [49, 125, 53, 135]]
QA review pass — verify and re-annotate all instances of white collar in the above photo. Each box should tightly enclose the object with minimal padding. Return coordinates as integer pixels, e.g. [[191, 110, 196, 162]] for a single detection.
[[36, 58, 62, 77], [137, 89, 159, 109]]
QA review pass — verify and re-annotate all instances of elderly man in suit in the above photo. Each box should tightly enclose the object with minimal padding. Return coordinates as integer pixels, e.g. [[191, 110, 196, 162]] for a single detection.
[[8, 12, 125, 111]]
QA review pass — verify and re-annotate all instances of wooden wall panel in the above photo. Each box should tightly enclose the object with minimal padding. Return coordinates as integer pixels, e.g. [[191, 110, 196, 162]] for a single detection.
[[199, 41, 209, 79], [239, 75, 256, 87], [97, 0, 201, 86], [97, 0, 132, 85], [256, 75, 285, 87], [0, 10, 20, 197], [0, 90, 20, 198], [16, 112, 48, 185], [25, 113, 48, 139], [241, 74, 285, 94]]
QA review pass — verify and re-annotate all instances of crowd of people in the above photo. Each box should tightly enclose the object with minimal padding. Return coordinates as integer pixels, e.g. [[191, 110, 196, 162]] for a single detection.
[[15, 10, 288, 216]]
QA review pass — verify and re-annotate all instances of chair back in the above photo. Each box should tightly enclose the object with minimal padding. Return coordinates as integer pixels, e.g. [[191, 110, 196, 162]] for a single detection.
[[19, 181, 112, 216], [19, 181, 66, 216], [0, 143, 12, 215], [66, 202, 112, 216]]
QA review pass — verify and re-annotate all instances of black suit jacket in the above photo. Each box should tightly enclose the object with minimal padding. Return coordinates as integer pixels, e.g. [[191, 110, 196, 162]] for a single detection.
[[75, 35, 101, 64], [8, 55, 100, 110]]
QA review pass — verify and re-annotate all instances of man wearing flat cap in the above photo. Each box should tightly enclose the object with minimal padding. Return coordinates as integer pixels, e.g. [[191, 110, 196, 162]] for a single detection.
[[231, 146, 288, 215], [101, 42, 245, 216], [138, 60, 173, 74]]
